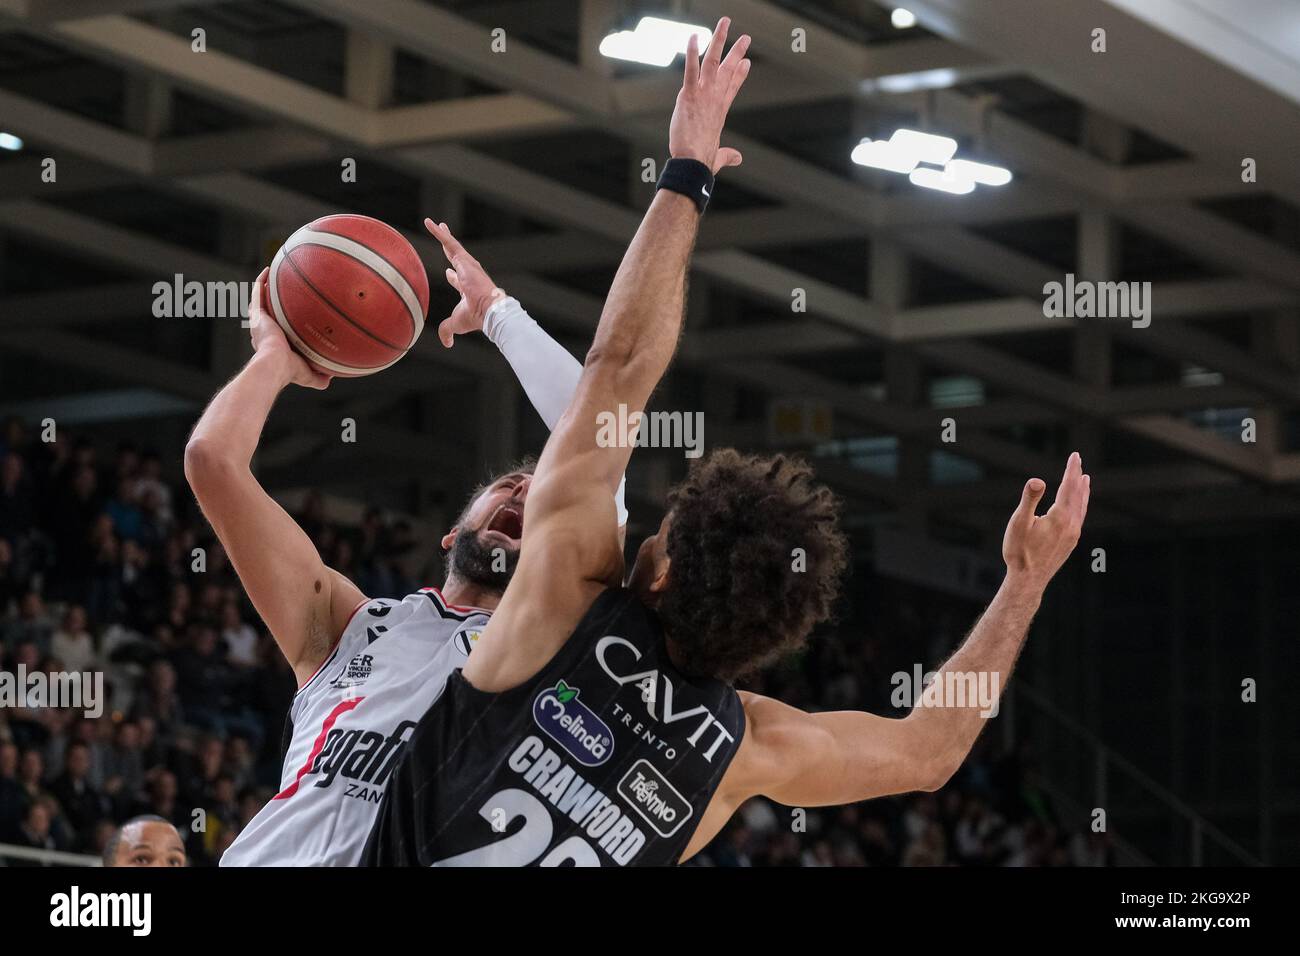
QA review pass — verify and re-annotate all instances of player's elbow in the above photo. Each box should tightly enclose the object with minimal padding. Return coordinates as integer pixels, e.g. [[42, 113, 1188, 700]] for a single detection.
[[583, 344, 657, 399], [915, 752, 963, 792], [183, 437, 238, 493]]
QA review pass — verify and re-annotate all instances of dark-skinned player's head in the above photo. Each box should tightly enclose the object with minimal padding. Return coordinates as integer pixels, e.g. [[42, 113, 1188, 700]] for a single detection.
[[103, 815, 187, 867], [441, 456, 537, 592], [627, 449, 848, 681]]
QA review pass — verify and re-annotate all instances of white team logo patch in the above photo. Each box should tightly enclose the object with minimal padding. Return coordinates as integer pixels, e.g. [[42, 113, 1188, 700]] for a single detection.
[[454, 626, 484, 656], [330, 653, 374, 689]]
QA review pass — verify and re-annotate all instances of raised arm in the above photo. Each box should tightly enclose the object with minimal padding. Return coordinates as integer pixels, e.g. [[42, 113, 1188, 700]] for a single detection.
[[531, 21, 750, 509], [464, 18, 752, 691], [420, 218, 629, 534], [736, 453, 1091, 809], [184, 269, 364, 686]]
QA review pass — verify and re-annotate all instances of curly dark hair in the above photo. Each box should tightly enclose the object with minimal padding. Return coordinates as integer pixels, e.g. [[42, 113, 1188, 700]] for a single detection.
[[658, 448, 849, 681]]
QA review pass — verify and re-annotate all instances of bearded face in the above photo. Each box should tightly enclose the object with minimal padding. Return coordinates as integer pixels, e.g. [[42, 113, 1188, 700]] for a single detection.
[[447, 524, 520, 591], [442, 470, 530, 593]]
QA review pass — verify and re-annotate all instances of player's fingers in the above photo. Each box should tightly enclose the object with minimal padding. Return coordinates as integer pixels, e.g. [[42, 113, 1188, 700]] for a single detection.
[[424, 217, 466, 263], [424, 218, 454, 260], [437, 315, 457, 349], [436, 221, 471, 262], [714, 146, 743, 172], [1052, 451, 1083, 512], [721, 33, 750, 73], [1010, 477, 1047, 531], [250, 267, 269, 314], [726, 57, 752, 104], [444, 267, 462, 293], [703, 17, 729, 73], [683, 33, 700, 86]]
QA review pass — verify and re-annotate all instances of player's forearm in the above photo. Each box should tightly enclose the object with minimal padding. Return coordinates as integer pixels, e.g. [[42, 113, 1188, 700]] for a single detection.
[[584, 189, 700, 407], [906, 574, 1044, 781], [185, 350, 292, 476], [485, 296, 581, 431], [487, 297, 630, 525]]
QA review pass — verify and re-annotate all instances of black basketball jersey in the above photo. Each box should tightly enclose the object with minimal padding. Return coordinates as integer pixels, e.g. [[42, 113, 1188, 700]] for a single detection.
[[361, 587, 746, 866]]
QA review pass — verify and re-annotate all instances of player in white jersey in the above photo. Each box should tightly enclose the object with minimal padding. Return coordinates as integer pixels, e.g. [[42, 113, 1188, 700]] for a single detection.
[[220, 588, 488, 865], [185, 220, 626, 866]]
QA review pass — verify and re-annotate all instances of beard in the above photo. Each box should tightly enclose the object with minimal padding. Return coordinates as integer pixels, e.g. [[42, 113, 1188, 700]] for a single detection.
[[447, 527, 520, 592]]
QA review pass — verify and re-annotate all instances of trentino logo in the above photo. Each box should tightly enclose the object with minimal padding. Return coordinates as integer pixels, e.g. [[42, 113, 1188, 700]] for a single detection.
[[617, 759, 692, 838], [532, 680, 614, 767]]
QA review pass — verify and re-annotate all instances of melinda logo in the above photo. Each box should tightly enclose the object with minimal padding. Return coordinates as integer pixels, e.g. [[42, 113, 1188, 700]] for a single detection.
[[532, 681, 614, 767]]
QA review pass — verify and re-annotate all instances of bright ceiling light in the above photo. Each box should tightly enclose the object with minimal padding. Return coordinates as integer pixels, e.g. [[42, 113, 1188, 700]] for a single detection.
[[851, 129, 1010, 195], [851, 139, 919, 174], [851, 129, 958, 173], [909, 166, 976, 195], [891, 8, 918, 29], [0, 132, 23, 151], [600, 16, 712, 67], [870, 68, 959, 94], [946, 158, 1013, 186], [889, 129, 959, 166]]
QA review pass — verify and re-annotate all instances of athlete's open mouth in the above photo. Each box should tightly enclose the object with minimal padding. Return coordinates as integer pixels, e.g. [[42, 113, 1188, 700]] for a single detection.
[[486, 504, 524, 543]]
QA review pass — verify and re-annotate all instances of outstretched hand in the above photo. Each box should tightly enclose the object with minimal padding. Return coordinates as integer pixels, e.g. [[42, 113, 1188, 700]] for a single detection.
[[1002, 452, 1091, 592], [247, 267, 332, 390], [424, 218, 505, 348], [669, 17, 752, 174]]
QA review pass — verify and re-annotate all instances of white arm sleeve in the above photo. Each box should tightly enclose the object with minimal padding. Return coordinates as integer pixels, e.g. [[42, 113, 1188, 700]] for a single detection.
[[483, 295, 629, 527]]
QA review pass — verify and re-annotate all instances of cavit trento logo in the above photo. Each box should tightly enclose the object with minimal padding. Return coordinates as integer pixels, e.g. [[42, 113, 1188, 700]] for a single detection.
[[596, 636, 735, 762], [50, 886, 151, 936], [532, 681, 614, 767]]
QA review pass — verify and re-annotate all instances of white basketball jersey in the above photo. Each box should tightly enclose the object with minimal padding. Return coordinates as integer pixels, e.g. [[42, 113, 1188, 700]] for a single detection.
[[220, 588, 489, 866]]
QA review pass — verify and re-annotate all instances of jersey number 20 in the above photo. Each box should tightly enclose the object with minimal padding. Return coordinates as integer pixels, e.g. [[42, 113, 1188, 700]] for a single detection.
[[430, 788, 600, 867]]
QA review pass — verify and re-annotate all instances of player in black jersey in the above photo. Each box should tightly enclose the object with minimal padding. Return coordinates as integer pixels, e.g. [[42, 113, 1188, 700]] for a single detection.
[[363, 17, 1091, 867]]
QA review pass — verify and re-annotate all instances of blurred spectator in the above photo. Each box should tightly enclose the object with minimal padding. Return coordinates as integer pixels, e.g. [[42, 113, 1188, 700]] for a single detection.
[[220, 601, 258, 668], [2, 592, 56, 653], [0, 538, 21, 614], [50, 605, 95, 673], [10, 799, 59, 862], [48, 741, 109, 850], [133, 660, 184, 738], [0, 740, 24, 840], [0, 452, 36, 541]]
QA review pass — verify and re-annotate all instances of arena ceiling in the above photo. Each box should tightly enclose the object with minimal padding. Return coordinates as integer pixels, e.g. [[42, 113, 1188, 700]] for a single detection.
[[1, 0, 1299, 541]]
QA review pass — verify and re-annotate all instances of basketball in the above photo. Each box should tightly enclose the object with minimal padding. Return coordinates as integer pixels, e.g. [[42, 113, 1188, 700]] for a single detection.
[[267, 214, 429, 377]]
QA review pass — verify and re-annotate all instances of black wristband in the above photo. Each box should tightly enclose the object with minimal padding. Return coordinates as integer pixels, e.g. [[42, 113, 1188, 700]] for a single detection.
[[656, 157, 715, 213]]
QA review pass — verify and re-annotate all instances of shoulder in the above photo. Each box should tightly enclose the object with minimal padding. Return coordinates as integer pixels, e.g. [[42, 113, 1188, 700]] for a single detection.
[[728, 691, 833, 797]]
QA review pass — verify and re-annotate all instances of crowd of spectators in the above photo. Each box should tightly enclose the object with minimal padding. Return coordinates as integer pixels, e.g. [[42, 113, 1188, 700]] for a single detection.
[[0, 419, 1111, 866], [0, 420, 422, 865]]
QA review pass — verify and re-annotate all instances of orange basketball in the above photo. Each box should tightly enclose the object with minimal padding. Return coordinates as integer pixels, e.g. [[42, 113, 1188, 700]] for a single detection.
[[267, 214, 429, 377]]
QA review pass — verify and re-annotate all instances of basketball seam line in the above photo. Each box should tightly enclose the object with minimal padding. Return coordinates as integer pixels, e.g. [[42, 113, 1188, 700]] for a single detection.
[[304, 222, 424, 336], [283, 251, 412, 356]]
